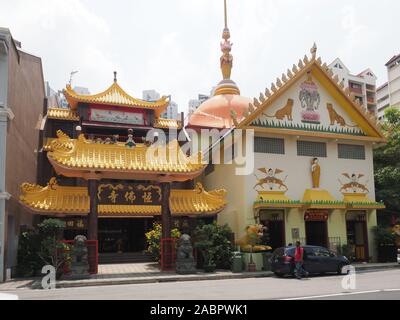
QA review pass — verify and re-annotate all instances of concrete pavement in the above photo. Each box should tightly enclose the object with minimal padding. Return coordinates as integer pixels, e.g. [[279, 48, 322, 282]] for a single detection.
[[2, 269, 400, 300]]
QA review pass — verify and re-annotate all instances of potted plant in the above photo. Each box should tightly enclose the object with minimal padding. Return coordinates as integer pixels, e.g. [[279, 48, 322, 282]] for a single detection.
[[193, 222, 233, 273]]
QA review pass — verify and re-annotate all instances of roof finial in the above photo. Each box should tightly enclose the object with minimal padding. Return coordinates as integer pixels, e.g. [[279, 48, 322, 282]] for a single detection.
[[114, 71, 117, 83], [220, 0, 233, 80], [311, 42, 317, 60]]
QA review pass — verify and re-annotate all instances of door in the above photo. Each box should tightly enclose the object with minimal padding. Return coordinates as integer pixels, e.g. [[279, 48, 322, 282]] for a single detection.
[[268, 221, 285, 251], [346, 219, 368, 262], [306, 221, 328, 248]]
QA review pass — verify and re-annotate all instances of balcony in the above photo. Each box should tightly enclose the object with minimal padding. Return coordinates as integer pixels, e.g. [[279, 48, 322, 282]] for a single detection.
[[349, 86, 363, 95], [367, 97, 376, 104]]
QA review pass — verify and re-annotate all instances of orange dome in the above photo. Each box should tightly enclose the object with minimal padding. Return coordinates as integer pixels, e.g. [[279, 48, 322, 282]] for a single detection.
[[188, 93, 251, 129]]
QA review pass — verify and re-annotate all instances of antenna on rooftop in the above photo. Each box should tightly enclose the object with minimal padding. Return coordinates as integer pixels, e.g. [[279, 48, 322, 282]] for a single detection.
[[69, 71, 79, 86]]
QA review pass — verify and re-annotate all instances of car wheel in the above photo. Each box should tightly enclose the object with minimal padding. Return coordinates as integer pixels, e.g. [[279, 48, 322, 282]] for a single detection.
[[274, 272, 284, 278]]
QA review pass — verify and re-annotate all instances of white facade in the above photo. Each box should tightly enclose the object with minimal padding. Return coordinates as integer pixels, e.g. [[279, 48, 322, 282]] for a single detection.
[[202, 65, 384, 262], [378, 54, 400, 120], [329, 58, 377, 114]]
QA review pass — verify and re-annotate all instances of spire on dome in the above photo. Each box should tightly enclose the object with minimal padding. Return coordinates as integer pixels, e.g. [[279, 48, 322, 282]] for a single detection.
[[220, 0, 233, 80], [213, 0, 240, 96]]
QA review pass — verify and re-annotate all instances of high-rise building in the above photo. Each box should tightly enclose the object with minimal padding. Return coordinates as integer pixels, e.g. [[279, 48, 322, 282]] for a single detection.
[[329, 58, 377, 114], [377, 54, 400, 120], [143, 90, 178, 120], [188, 94, 209, 116]]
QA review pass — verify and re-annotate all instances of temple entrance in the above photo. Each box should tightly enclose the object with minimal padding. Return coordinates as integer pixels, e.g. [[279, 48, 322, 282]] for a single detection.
[[346, 211, 369, 262], [305, 210, 329, 248], [259, 210, 285, 251], [98, 218, 154, 253]]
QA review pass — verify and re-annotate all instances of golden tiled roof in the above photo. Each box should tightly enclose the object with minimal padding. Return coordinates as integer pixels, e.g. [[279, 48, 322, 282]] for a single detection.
[[47, 107, 80, 121], [47, 131, 205, 178], [63, 82, 169, 117], [154, 118, 182, 129], [20, 180, 227, 217]]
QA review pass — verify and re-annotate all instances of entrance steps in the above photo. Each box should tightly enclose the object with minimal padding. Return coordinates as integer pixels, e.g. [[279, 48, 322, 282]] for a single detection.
[[99, 252, 154, 264]]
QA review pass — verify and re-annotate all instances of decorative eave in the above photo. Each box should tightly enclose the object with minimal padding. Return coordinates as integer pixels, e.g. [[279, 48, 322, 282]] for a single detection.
[[343, 193, 385, 209], [63, 81, 169, 117], [19, 180, 227, 217], [254, 191, 302, 209], [231, 44, 386, 143], [302, 189, 346, 209], [154, 118, 182, 130], [47, 107, 80, 121], [47, 130, 206, 181]]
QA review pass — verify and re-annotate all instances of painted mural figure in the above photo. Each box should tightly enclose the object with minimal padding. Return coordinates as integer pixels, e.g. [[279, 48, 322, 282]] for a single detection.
[[263, 99, 294, 121], [299, 72, 321, 124], [339, 173, 369, 193], [311, 158, 321, 189], [254, 168, 288, 191]]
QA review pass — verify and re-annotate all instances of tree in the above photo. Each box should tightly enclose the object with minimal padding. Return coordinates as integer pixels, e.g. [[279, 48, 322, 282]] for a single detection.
[[374, 107, 400, 221]]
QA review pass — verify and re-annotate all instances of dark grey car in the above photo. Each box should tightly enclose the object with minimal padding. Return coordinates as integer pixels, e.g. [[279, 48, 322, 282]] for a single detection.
[[271, 245, 350, 277]]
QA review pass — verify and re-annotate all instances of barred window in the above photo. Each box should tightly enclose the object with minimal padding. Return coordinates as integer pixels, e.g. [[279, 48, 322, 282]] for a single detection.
[[254, 137, 285, 155], [338, 144, 366, 160], [297, 140, 327, 157]]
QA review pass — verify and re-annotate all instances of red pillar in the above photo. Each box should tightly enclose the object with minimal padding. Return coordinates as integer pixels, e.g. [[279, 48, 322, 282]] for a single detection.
[[160, 182, 174, 271], [87, 179, 99, 240]]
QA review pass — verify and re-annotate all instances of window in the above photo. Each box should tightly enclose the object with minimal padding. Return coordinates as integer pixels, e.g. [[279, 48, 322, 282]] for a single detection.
[[254, 137, 285, 155], [297, 141, 327, 158], [338, 144, 366, 160]]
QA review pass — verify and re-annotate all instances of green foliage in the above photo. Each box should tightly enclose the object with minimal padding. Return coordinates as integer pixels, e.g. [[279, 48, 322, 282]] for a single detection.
[[193, 222, 233, 269], [374, 107, 400, 212], [16, 218, 67, 278], [372, 226, 396, 246], [16, 230, 42, 277], [145, 222, 181, 262]]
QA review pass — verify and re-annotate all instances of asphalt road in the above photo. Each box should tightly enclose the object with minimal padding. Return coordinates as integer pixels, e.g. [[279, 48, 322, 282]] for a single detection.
[[2, 269, 400, 300]]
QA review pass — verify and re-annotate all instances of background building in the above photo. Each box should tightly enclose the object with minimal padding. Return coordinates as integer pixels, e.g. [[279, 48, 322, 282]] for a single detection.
[[377, 54, 400, 120], [330, 58, 377, 114], [188, 94, 209, 117], [143, 89, 178, 120], [0, 27, 45, 281]]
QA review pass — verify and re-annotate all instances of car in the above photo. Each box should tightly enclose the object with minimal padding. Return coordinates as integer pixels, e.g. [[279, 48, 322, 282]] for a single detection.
[[270, 245, 350, 277], [397, 249, 400, 264]]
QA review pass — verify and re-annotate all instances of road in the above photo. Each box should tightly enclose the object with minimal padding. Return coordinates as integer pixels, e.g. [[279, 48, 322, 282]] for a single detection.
[[2, 269, 400, 300]]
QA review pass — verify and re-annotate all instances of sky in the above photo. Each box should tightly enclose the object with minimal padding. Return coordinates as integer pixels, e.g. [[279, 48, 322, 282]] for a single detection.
[[1, 0, 399, 113]]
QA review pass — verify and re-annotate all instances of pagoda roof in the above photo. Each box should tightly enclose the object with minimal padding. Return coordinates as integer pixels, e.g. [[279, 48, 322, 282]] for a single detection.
[[63, 81, 169, 117], [47, 130, 205, 181], [20, 180, 227, 217], [154, 118, 183, 130], [47, 107, 80, 121]]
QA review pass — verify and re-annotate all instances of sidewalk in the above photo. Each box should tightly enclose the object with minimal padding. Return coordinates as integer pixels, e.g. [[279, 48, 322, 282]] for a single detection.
[[0, 262, 398, 291]]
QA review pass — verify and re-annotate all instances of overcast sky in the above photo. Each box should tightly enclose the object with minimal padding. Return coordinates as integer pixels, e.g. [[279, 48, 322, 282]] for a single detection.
[[1, 0, 399, 113]]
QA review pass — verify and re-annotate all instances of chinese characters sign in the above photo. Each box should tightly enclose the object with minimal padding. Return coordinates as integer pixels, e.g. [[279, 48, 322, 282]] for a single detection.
[[97, 184, 162, 206], [90, 108, 145, 126], [304, 210, 329, 221]]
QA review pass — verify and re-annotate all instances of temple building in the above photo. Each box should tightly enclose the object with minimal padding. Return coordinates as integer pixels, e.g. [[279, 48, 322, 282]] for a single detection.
[[188, 4, 386, 262], [20, 72, 227, 265]]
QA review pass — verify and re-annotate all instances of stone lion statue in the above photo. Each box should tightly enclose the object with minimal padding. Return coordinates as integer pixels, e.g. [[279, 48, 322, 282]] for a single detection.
[[236, 224, 272, 253], [176, 234, 196, 274], [72, 235, 88, 264]]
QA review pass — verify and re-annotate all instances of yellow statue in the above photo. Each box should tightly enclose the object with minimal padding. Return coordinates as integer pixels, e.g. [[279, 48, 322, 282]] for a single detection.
[[236, 225, 272, 253], [311, 158, 321, 189]]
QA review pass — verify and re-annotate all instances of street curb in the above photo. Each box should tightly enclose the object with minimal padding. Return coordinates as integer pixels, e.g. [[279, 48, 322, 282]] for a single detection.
[[16, 264, 400, 290], [354, 264, 400, 272], [47, 271, 275, 289]]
